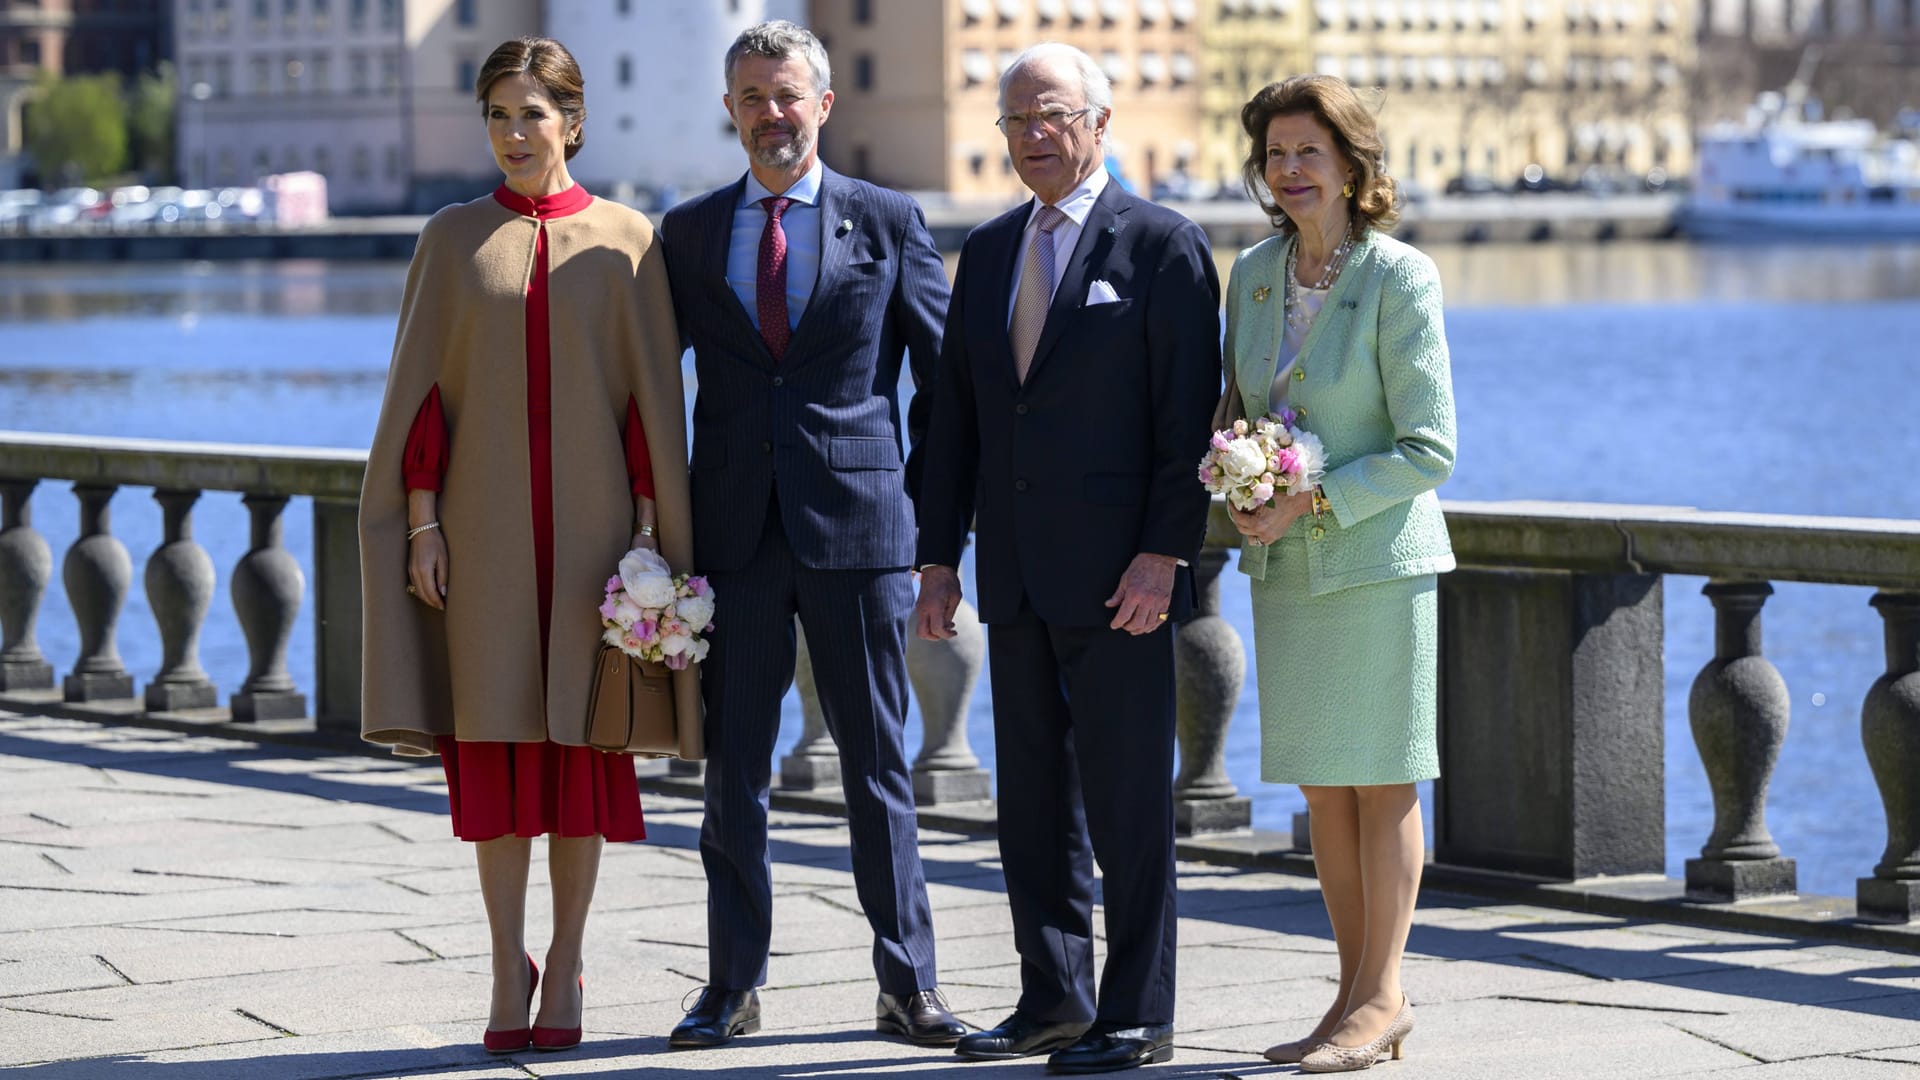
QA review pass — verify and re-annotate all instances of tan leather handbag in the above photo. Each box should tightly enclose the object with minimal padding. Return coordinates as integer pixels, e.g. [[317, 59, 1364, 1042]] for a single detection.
[[584, 644, 681, 757]]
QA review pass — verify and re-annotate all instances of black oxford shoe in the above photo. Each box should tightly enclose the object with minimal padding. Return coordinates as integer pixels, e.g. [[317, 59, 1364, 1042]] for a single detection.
[[1046, 1024, 1175, 1074], [954, 1011, 1090, 1061], [877, 988, 968, 1046], [668, 987, 761, 1049]]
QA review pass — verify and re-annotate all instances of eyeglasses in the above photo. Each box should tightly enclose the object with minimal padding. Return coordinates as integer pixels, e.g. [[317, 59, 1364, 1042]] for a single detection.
[[994, 106, 1094, 136]]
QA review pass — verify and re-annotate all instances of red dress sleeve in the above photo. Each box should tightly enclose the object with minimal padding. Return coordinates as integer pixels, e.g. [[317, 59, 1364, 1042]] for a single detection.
[[624, 393, 655, 500], [403, 384, 448, 492]]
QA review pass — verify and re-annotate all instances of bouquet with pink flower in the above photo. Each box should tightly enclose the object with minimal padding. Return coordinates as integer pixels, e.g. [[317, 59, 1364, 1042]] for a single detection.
[[598, 548, 715, 671], [1196, 406, 1326, 511]]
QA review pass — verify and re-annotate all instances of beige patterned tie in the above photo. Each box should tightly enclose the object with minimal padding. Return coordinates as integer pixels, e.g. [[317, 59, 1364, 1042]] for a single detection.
[[1010, 205, 1068, 384]]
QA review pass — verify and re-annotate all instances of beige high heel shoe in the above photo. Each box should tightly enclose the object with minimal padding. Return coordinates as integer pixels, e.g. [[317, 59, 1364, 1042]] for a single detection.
[[1262, 1035, 1328, 1064], [1298, 997, 1414, 1073]]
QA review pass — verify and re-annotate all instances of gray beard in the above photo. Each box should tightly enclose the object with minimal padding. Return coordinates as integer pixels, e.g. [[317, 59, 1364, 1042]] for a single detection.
[[749, 128, 813, 171]]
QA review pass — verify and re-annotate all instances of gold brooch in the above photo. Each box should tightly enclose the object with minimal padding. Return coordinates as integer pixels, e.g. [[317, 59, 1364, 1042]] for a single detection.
[[1252, 286, 1271, 302]]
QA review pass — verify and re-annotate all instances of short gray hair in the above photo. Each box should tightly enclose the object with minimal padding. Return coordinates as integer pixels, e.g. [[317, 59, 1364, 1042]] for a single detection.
[[724, 20, 831, 96], [997, 42, 1112, 119]]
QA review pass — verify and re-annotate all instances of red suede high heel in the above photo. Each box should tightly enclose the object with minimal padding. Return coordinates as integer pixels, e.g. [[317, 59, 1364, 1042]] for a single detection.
[[482, 952, 539, 1054], [531, 973, 583, 1051]]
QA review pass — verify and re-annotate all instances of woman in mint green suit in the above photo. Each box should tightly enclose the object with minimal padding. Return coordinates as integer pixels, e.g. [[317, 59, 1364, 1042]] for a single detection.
[[1220, 75, 1456, 1073]]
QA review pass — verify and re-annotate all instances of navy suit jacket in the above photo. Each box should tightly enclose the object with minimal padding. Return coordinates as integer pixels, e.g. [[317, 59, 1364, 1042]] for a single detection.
[[915, 182, 1222, 627], [661, 167, 949, 573]]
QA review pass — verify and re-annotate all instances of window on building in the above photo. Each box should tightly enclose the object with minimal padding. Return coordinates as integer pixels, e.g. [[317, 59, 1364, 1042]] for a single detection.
[[283, 0, 299, 35], [186, 0, 204, 38], [457, 57, 476, 92], [617, 0, 631, 13], [21, 39, 41, 65], [252, 0, 269, 35], [284, 147, 302, 171], [313, 0, 329, 31], [352, 145, 371, 180], [455, 0, 476, 27], [854, 0, 873, 24], [381, 50, 399, 91], [212, 0, 232, 34], [617, 54, 633, 87], [213, 56, 232, 94], [380, 0, 398, 30], [314, 145, 331, 176], [311, 53, 330, 92], [251, 55, 271, 92], [385, 144, 402, 180], [349, 0, 366, 31], [217, 148, 236, 182], [284, 55, 304, 92], [855, 53, 872, 90], [254, 148, 272, 175], [350, 52, 368, 92]]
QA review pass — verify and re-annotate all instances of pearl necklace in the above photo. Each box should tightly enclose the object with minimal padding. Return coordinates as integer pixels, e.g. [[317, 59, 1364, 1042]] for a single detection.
[[1285, 230, 1355, 334]]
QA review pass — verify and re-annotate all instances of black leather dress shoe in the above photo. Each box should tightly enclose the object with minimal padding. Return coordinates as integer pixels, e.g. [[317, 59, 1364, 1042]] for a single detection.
[[1046, 1024, 1175, 1074], [877, 988, 968, 1046], [668, 987, 761, 1049], [954, 1012, 1090, 1061]]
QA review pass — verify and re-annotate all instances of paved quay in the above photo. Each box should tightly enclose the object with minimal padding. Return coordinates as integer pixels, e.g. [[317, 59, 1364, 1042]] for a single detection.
[[3, 711, 1919, 1079]]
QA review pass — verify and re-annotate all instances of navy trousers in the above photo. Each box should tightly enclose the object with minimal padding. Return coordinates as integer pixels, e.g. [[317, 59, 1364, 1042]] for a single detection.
[[987, 606, 1179, 1029], [698, 499, 938, 993]]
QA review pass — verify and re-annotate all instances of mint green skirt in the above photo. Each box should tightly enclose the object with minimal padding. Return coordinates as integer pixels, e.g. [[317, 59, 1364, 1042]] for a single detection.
[[1246, 535, 1440, 787]]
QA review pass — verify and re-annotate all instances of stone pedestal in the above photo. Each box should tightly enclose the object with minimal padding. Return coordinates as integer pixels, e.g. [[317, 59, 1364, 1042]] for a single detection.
[[312, 498, 363, 739], [667, 759, 706, 779], [1858, 591, 1920, 924], [1686, 580, 1795, 902], [1293, 810, 1313, 853], [230, 494, 307, 722], [1173, 549, 1251, 836], [62, 484, 134, 703], [907, 579, 991, 806], [1435, 569, 1665, 880], [0, 479, 54, 691], [143, 490, 218, 712]]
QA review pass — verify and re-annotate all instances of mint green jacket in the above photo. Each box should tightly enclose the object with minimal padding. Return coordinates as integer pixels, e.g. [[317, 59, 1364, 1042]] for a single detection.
[[1226, 229, 1458, 594]]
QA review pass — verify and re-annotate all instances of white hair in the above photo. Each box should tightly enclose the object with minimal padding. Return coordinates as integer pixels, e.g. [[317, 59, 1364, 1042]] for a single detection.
[[997, 42, 1112, 120]]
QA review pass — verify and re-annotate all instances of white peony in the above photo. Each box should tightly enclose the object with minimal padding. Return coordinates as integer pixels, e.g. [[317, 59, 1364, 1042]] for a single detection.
[[619, 547, 677, 609], [612, 596, 645, 627], [1221, 439, 1268, 482], [676, 593, 716, 629], [660, 631, 694, 658], [1290, 429, 1327, 486]]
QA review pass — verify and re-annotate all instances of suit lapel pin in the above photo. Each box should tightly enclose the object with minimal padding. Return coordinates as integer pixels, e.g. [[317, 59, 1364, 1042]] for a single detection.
[[836, 218, 853, 237], [1253, 286, 1271, 303]]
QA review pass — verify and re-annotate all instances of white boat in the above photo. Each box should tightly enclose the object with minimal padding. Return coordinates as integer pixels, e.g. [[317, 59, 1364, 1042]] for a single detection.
[[1682, 88, 1920, 240]]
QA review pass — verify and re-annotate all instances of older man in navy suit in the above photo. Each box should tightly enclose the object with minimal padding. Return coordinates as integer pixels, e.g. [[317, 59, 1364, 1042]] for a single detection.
[[914, 42, 1221, 1074], [660, 21, 962, 1050]]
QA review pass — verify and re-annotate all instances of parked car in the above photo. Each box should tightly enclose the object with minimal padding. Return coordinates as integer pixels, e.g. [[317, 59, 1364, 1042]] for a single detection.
[[1513, 163, 1574, 194], [1444, 173, 1501, 196], [0, 189, 40, 227]]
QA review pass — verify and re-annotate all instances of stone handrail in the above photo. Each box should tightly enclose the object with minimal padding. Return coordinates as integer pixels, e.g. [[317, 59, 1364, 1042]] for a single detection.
[[0, 430, 1915, 926]]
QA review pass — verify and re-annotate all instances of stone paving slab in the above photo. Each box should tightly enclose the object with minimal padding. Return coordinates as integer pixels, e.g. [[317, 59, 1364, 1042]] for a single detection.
[[5, 712, 1920, 1079]]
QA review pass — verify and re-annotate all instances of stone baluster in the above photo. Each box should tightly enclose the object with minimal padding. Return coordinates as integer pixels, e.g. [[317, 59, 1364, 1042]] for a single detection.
[[0, 479, 54, 690], [779, 621, 840, 791], [143, 490, 218, 711], [1859, 591, 1920, 923], [1685, 580, 1796, 901], [62, 484, 134, 701], [907, 578, 990, 805], [230, 494, 307, 722], [1173, 548, 1251, 835]]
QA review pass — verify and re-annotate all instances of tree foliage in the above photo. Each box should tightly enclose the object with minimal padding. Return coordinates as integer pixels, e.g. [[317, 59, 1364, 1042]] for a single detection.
[[27, 72, 129, 185], [130, 63, 177, 183]]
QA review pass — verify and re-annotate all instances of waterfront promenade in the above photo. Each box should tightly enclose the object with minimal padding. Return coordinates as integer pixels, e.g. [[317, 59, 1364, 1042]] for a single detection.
[[4, 710, 1919, 1079]]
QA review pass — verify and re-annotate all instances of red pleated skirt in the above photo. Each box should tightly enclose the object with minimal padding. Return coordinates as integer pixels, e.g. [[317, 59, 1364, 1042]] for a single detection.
[[437, 736, 646, 843]]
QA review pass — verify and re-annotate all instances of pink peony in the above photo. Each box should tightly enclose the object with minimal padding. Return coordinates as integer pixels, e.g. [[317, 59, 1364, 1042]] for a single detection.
[[1251, 482, 1274, 502], [687, 576, 711, 597], [1275, 447, 1300, 476], [598, 598, 619, 621], [606, 575, 623, 593], [1209, 431, 1231, 452]]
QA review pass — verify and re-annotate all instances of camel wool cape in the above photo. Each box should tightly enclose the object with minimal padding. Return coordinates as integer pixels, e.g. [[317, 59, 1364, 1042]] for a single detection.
[[359, 193, 702, 759]]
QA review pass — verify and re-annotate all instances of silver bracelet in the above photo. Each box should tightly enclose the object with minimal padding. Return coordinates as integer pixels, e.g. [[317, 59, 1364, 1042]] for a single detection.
[[406, 521, 440, 540]]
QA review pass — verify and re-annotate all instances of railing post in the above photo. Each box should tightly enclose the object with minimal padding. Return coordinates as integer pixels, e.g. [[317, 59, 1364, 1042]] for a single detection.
[[63, 483, 134, 701], [230, 493, 307, 722], [0, 479, 54, 690], [1173, 547, 1251, 834], [779, 620, 840, 791], [907, 572, 990, 805], [1859, 590, 1920, 923], [1686, 579, 1796, 901], [312, 497, 362, 740], [143, 489, 217, 711]]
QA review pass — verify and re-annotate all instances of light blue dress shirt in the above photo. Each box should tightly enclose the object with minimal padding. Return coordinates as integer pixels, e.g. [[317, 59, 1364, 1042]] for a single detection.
[[727, 162, 822, 333]]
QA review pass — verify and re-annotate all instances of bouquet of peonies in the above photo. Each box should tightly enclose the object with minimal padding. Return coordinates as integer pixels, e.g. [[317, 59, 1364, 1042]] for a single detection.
[[599, 547, 715, 671], [1197, 407, 1326, 511]]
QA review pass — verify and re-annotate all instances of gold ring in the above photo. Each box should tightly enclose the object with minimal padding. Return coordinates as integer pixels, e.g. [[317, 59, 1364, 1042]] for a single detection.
[[406, 584, 417, 595], [1157, 612, 1168, 622]]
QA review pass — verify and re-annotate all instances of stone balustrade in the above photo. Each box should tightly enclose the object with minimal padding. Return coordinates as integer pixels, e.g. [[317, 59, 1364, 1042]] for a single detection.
[[1, 434, 1917, 925]]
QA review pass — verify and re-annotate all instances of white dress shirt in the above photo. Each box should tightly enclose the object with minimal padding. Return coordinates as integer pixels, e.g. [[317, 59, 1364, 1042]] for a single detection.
[[1006, 165, 1111, 325]]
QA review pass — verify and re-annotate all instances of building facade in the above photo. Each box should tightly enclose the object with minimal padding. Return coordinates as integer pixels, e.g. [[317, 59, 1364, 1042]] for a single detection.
[[172, 0, 537, 213], [2, 0, 172, 187], [544, 0, 804, 204], [1696, 0, 1920, 131], [1200, 0, 1695, 194], [810, 0, 1206, 201]]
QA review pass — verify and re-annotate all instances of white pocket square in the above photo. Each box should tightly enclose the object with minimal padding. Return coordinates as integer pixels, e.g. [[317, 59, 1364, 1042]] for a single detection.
[[1086, 279, 1123, 306]]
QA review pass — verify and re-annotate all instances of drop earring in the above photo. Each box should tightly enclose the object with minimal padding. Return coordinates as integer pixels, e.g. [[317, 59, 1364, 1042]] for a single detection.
[[1342, 180, 1355, 198]]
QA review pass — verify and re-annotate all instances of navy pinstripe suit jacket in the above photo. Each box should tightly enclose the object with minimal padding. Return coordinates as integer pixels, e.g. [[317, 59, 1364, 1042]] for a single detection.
[[661, 168, 949, 574]]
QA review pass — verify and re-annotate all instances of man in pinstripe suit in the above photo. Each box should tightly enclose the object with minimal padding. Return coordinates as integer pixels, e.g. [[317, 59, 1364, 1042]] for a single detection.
[[658, 21, 963, 1050]]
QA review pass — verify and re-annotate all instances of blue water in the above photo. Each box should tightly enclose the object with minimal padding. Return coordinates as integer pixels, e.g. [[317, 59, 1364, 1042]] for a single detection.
[[1, 246, 1916, 898]]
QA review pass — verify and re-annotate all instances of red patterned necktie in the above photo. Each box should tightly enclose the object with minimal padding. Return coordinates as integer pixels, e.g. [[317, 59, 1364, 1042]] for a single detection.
[[757, 195, 792, 361]]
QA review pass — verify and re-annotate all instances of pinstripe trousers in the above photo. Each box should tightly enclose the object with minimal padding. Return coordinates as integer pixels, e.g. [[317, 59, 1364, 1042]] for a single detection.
[[697, 496, 940, 993]]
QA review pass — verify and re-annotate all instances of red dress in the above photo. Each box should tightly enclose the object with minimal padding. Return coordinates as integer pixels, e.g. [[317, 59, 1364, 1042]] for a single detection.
[[403, 182, 650, 843]]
